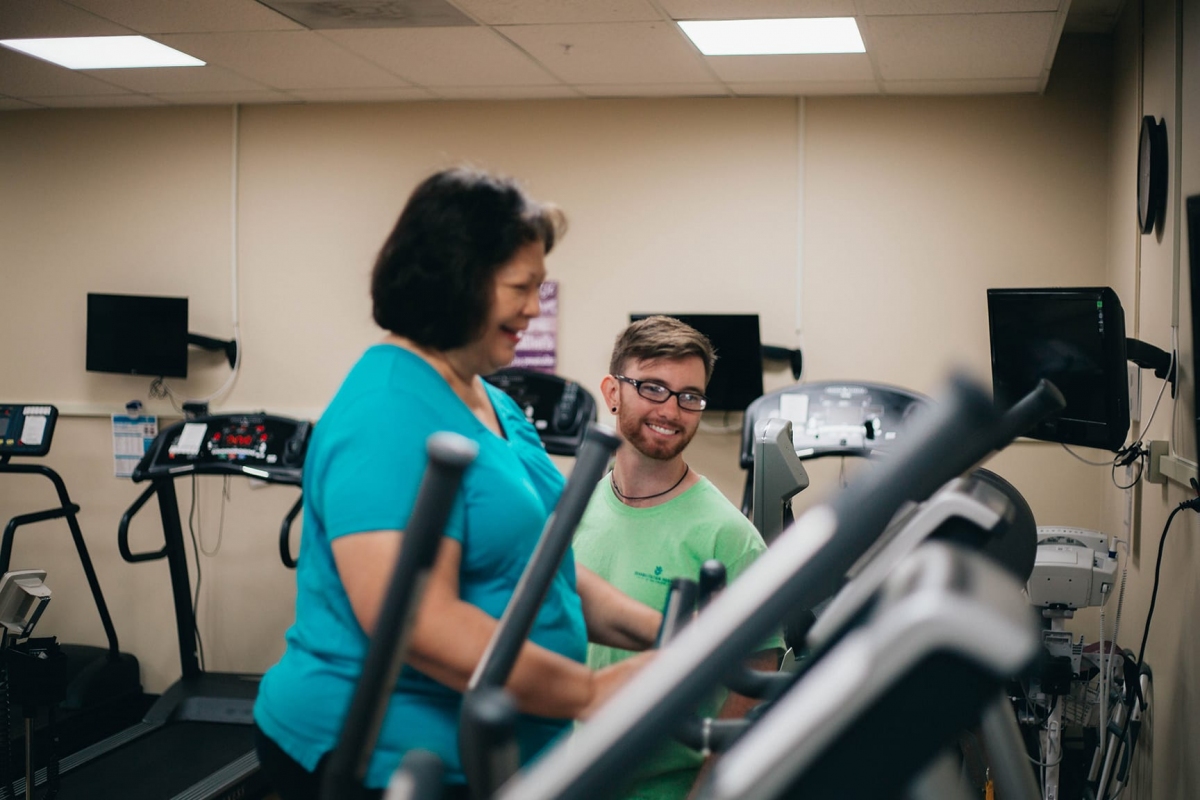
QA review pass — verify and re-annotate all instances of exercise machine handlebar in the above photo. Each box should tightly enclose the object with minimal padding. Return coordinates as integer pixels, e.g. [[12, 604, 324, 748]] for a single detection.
[[655, 578, 698, 648], [117, 483, 166, 563], [466, 423, 622, 693], [459, 424, 620, 798], [280, 495, 304, 569]]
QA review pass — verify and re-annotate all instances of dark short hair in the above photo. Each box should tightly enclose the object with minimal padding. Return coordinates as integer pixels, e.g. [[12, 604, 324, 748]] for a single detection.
[[609, 316, 717, 386], [371, 167, 566, 349]]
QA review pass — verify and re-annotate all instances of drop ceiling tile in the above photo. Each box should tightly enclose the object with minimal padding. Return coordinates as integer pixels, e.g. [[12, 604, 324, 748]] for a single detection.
[[705, 53, 874, 83], [883, 77, 1041, 93], [0, 48, 129, 97], [64, 0, 303, 34], [450, 0, 661, 25], [432, 85, 582, 99], [500, 22, 712, 84], [659, 0, 856, 19], [323, 28, 557, 86], [1063, 0, 1124, 32], [0, 0, 130, 38], [24, 93, 167, 107], [150, 89, 299, 104], [78, 65, 270, 94], [575, 82, 728, 97], [0, 97, 40, 110], [288, 86, 437, 102], [866, 13, 1056, 80], [157, 31, 410, 89], [260, 0, 474, 29], [728, 80, 879, 95], [857, 0, 1059, 12]]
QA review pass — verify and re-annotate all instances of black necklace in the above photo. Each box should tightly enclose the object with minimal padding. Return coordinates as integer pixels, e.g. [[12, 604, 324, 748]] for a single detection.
[[611, 465, 690, 503]]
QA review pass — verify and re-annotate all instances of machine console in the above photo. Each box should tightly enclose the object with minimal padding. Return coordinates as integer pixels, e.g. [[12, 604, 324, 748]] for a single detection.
[[484, 369, 597, 456], [0, 405, 58, 458], [132, 413, 310, 485], [741, 381, 930, 467]]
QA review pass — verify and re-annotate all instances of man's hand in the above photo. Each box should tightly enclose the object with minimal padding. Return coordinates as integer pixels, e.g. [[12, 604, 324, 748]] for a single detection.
[[580, 651, 656, 720]]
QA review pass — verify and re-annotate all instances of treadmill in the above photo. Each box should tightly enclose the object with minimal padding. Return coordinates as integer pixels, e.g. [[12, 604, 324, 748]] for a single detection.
[[9, 413, 309, 800]]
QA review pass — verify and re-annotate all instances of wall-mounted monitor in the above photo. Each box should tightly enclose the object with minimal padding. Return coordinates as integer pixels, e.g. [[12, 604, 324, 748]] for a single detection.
[[629, 313, 764, 412], [988, 287, 1129, 452], [86, 293, 188, 378]]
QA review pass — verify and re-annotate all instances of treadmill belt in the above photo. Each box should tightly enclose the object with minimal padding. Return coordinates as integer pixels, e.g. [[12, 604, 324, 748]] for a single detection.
[[52, 722, 257, 799]]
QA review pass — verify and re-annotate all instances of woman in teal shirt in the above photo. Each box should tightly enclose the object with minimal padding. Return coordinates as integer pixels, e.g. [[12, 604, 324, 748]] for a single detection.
[[254, 168, 660, 799]]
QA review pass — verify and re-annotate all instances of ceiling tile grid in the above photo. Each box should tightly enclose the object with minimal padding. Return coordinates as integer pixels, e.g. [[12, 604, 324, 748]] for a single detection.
[[321, 27, 560, 87], [64, 0, 303, 34], [0, 0, 1091, 108], [498, 21, 715, 85], [154, 30, 412, 90], [865, 12, 1059, 81]]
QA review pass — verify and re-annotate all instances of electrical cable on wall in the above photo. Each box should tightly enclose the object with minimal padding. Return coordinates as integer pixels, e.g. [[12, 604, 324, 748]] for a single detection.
[[147, 104, 243, 413], [1061, 348, 1177, 491]]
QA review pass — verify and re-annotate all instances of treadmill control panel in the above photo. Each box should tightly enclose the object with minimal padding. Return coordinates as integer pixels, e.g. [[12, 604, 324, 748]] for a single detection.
[[484, 368, 597, 456], [133, 413, 310, 485], [741, 382, 930, 466], [0, 405, 58, 458]]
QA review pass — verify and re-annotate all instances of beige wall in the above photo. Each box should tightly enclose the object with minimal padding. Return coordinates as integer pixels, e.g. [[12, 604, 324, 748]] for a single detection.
[[1094, 0, 1200, 797], [0, 33, 1127, 716]]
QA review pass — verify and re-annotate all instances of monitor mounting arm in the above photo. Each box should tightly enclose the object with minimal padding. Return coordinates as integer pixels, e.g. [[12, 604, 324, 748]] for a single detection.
[[1126, 337, 1175, 397], [762, 345, 803, 381], [188, 333, 237, 370]]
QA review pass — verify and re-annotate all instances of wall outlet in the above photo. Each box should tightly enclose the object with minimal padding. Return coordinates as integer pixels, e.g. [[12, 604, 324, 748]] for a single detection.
[[1128, 363, 1142, 423], [1146, 440, 1169, 484]]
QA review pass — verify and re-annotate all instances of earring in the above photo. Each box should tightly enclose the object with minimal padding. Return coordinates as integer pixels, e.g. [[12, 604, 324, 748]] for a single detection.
[[611, 407, 617, 413]]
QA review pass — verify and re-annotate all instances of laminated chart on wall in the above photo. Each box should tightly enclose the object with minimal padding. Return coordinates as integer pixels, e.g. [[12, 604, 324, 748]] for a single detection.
[[512, 280, 558, 373], [112, 414, 158, 478]]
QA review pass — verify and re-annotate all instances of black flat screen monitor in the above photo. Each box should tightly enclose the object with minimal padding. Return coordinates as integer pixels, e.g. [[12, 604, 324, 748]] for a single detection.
[[1188, 195, 1200, 465], [988, 287, 1129, 452], [628, 313, 764, 412], [87, 293, 188, 378]]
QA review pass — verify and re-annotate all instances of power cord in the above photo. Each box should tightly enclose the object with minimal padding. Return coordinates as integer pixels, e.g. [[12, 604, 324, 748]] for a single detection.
[[1060, 352, 1175, 491], [1134, 493, 1200, 674], [1094, 491, 1194, 800]]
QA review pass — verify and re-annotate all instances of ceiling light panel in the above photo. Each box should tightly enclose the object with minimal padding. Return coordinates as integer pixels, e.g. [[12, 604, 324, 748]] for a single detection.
[[661, 0, 855, 20], [678, 18, 866, 56], [0, 36, 205, 69]]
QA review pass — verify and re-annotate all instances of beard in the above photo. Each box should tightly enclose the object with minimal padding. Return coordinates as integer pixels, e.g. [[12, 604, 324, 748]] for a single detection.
[[617, 410, 698, 461]]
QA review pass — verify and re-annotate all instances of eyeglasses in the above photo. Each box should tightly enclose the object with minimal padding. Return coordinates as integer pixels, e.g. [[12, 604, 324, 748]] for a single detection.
[[613, 375, 708, 412]]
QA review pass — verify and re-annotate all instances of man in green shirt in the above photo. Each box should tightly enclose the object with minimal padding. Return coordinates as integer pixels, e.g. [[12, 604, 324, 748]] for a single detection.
[[573, 316, 784, 800]]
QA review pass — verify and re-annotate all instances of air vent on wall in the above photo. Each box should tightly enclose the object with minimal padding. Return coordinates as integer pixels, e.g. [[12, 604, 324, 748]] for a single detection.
[[257, 0, 476, 29]]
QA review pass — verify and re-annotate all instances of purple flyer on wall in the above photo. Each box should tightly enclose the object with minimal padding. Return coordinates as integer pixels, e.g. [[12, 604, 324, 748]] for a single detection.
[[512, 280, 557, 373]]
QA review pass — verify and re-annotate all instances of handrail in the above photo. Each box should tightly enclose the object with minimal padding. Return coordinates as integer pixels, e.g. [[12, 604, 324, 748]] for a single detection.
[[0, 461, 123, 656], [279, 495, 304, 569], [117, 483, 166, 563]]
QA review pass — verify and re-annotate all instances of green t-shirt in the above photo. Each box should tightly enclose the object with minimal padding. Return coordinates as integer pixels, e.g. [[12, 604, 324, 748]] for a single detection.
[[572, 475, 783, 800]]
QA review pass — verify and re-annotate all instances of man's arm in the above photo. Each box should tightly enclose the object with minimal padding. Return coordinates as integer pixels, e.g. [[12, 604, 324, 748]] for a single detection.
[[714, 649, 782, 720], [687, 648, 783, 798], [576, 564, 662, 651]]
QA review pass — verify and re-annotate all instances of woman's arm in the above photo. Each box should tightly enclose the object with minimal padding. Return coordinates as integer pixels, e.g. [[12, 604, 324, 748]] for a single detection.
[[333, 531, 646, 719], [575, 564, 662, 651]]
